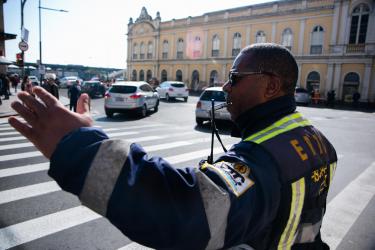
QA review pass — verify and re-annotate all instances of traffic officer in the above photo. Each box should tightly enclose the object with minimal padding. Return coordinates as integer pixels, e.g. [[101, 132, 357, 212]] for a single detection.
[[9, 43, 337, 249]]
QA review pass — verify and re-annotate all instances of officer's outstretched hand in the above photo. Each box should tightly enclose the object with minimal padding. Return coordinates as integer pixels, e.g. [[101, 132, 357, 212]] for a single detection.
[[8, 87, 93, 159]]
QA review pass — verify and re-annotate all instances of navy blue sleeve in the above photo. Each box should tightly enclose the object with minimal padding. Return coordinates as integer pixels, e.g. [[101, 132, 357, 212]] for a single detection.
[[49, 127, 109, 195], [49, 127, 210, 249]]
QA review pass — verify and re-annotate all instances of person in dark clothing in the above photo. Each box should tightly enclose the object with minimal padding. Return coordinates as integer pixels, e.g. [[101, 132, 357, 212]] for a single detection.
[[21, 75, 29, 91], [326, 89, 336, 108], [352, 91, 360, 109], [9, 43, 337, 249], [41, 73, 59, 99], [0, 74, 9, 100], [68, 80, 81, 112]]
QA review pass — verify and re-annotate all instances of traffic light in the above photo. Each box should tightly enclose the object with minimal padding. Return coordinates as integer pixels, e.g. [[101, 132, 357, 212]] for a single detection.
[[16, 52, 24, 67]]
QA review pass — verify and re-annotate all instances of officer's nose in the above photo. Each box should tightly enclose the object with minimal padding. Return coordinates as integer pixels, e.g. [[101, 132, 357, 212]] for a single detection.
[[223, 80, 231, 93]]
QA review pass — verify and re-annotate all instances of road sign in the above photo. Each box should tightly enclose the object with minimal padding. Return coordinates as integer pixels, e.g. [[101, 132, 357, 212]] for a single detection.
[[18, 41, 29, 51], [38, 65, 46, 74]]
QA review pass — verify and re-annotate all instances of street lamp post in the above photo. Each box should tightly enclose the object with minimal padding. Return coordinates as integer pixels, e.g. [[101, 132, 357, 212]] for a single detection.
[[38, 0, 68, 80]]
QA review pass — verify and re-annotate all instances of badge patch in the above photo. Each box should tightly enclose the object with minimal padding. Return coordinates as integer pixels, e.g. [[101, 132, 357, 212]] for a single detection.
[[205, 161, 254, 197]]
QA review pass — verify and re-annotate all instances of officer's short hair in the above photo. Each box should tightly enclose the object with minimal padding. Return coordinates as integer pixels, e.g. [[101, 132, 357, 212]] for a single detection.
[[240, 43, 298, 94]]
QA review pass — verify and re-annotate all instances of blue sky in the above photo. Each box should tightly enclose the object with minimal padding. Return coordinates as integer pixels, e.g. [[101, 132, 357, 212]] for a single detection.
[[4, 0, 273, 69]]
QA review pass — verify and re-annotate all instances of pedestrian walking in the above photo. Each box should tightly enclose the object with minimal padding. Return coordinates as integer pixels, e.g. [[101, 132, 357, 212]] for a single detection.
[[0, 74, 9, 100], [10, 74, 19, 93], [326, 89, 335, 108], [68, 80, 81, 112], [21, 75, 29, 91], [352, 91, 360, 109], [41, 73, 59, 99], [9, 43, 337, 249]]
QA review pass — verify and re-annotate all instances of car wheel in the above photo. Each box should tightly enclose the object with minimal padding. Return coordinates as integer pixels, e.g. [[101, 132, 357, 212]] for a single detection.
[[105, 109, 113, 118], [166, 93, 170, 102], [154, 100, 159, 112], [184, 97, 188, 102], [139, 104, 147, 117], [196, 117, 204, 126]]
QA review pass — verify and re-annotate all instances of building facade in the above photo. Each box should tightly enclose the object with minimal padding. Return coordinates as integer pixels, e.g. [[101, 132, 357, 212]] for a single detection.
[[127, 0, 375, 102]]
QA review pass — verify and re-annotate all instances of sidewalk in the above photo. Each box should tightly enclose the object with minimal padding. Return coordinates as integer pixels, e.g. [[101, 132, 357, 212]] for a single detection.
[[0, 89, 70, 118]]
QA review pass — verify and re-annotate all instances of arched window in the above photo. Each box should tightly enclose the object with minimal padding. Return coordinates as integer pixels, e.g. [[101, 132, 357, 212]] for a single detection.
[[177, 38, 184, 59], [140, 42, 145, 59], [212, 35, 220, 57], [191, 70, 199, 91], [310, 26, 324, 54], [343, 72, 360, 102], [176, 70, 182, 81], [146, 70, 152, 82], [193, 36, 201, 58], [161, 69, 168, 82], [162, 40, 169, 59], [147, 42, 153, 59], [232, 32, 242, 57], [282, 28, 293, 50], [209, 70, 219, 86], [139, 70, 145, 81], [306, 71, 320, 92], [132, 70, 137, 81], [349, 4, 369, 45], [133, 43, 138, 59], [256, 31, 266, 43]]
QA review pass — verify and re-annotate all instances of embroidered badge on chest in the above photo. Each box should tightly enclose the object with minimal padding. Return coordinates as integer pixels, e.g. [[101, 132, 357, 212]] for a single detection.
[[208, 161, 254, 197]]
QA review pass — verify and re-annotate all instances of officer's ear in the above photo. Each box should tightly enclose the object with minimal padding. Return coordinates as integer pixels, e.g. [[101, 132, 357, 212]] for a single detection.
[[264, 76, 283, 99]]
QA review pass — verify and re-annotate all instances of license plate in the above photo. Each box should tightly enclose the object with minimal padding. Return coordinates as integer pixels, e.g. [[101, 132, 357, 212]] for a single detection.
[[115, 97, 124, 102], [177, 94, 182, 97]]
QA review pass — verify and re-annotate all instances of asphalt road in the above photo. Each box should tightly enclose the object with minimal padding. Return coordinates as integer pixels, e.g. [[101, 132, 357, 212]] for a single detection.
[[0, 92, 374, 249]]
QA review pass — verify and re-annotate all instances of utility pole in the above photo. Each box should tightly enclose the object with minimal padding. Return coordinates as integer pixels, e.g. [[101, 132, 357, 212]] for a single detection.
[[20, 0, 27, 77]]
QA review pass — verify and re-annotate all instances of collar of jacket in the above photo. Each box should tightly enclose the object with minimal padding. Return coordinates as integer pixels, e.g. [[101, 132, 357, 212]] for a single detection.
[[233, 95, 296, 139]]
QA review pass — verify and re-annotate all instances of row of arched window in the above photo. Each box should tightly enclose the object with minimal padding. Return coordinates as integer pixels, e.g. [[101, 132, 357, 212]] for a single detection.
[[132, 3, 369, 59], [131, 69, 220, 86]]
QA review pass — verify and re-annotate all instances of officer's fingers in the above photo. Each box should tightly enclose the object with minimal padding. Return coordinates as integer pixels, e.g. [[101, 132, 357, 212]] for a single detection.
[[17, 92, 47, 116], [33, 87, 59, 108], [10, 101, 38, 126], [8, 116, 34, 141], [77, 94, 91, 116]]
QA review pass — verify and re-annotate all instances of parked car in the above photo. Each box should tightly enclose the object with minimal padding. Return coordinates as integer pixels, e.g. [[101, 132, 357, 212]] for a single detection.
[[28, 76, 40, 86], [195, 87, 231, 126], [156, 81, 189, 102], [294, 87, 311, 106], [81, 81, 106, 98], [104, 81, 159, 118], [59, 76, 82, 88]]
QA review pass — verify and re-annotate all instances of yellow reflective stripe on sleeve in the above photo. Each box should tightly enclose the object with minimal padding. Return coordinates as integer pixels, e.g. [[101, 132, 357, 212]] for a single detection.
[[244, 112, 311, 144], [278, 178, 306, 250], [329, 162, 337, 184]]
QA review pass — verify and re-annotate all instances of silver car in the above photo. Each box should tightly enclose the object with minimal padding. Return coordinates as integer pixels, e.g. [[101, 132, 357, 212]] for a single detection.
[[156, 81, 189, 102], [195, 87, 231, 126], [104, 81, 159, 118], [295, 87, 311, 106]]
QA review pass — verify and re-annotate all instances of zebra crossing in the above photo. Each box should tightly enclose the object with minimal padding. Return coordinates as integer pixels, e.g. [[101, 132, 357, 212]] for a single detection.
[[0, 119, 237, 249], [0, 117, 374, 249]]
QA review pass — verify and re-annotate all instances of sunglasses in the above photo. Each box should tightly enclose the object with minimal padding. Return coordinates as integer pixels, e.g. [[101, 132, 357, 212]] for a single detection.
[[228, 71, 278, 87]]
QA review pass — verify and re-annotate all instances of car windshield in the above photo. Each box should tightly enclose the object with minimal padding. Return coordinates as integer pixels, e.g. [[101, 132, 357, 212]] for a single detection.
[[200, 90, 226, 102], [109, 85, 137, 94], [171, 83, 184, 88], [295, 88, 309, 93]]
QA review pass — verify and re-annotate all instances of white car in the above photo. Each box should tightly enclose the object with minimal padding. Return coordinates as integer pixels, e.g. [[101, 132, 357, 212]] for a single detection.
[[28, 76, 40, 86], [59, 76, 82, 88], [104, 81, 159, 118], [195, 87, 231, 126], [156, 81, 189, 102]]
